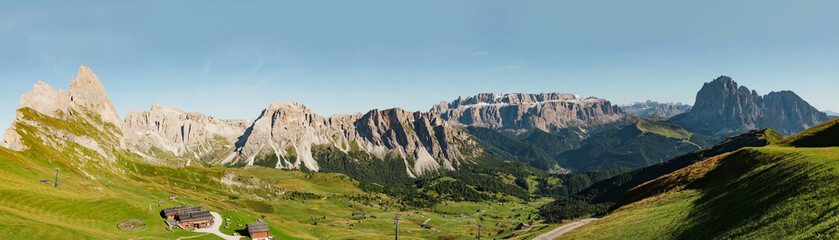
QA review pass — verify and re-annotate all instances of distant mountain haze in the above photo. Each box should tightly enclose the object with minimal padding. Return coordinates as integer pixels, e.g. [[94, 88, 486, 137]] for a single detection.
[[620, 101, 691, 118]]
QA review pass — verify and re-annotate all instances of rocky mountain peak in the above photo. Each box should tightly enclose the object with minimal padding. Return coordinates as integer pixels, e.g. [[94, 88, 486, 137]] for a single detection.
[[670, 76, 831, 136], [620, 101, 691, 118], [149, 104, 182, 113], [710, 75, 734, 84], [68, 65, 122, 128], [123, 104, 249, 164], [229, 103, 478, 177], [431, 92, 624, 132], [17, 81, 72, 118], [267, 101, 309, 111], [3, 66, 122, 158]]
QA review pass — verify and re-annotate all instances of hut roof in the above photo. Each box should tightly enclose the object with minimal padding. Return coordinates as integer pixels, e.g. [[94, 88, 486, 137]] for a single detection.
[[248, 222, 270, 233], [162, 206, 202, 216], [179, 211, 213, 222]]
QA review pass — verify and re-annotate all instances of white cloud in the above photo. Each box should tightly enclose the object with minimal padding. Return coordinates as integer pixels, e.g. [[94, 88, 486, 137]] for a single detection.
[[201, 58, 213, 76], [247, 58, 265, 74], [490, 65, 521, 71], [474, 51, 487, 56]]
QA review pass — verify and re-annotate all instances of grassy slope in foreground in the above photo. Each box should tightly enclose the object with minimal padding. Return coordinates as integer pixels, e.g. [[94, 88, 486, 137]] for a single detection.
[[584, 128, 782, 205], [537, 129, 782, 223], [0, 141, 557, 240], [561, 146, 839, 240], [775, 117, 839, 147], [0, 107, 556, 240]]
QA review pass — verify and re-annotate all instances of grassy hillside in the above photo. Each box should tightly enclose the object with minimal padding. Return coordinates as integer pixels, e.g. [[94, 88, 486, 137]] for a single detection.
[[0, 145, 561, 240], [465, 126, 558, 170], [1, 107, 568, 240], [557, 118, 716, 172], [517, 128, 584, 157], [539, 129, 780, 222], [635, 119, 692, 140], [776, 117, 839, 147], [586, 128, 780, 205], [562, 145, 839, 239]]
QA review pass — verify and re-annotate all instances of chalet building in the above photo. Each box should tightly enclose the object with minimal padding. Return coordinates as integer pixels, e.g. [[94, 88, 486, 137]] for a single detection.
[[161, 206, 214, 230], [247, 221, 270, 240], [162, 206, 201, 220], [177, 211, 214, 229]]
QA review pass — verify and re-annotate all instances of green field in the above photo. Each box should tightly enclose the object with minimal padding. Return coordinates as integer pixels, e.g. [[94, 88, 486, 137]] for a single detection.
[[0, 108, 555, 240], [561, 146, 839, 239], [635, 119, 692, 140], [0, 143, 563, 239]]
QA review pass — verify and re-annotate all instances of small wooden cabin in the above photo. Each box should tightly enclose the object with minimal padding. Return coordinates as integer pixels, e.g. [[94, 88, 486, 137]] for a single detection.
[[176, 211, 214, 229], [247, 222, 270, 240], [161, 206, 202, 220]]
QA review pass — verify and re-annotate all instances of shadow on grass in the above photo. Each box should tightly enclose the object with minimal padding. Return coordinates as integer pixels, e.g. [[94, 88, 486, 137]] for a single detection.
[[235, 229, 249, 238], [673, 149, 812, 239]]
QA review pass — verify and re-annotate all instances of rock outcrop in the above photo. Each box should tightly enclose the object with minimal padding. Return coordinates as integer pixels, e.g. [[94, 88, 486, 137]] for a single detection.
[[430, 93, 624, 133], [2, 66, 123, 160], [620, 101, 691, 118], [69, 66, 123, 129], [2, 66, 482, 178], [669, 76, 832, 136], [123, 104, 249, 164], [230, 102, 480, 177]]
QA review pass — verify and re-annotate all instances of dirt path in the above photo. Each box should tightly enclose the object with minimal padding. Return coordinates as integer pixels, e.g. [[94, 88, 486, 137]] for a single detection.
[[194, 211, 241, 240], [532, 218, 598, 240], [176, 233, 211, 240]]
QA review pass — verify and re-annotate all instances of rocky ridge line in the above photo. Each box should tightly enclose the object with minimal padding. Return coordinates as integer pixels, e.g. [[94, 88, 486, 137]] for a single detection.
[[430, 92, 624, 133]]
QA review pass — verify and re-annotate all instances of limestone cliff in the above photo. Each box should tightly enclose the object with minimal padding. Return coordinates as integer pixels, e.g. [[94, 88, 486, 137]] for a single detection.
[[229, 102, 480, 177], [2, 66, 123, 160], [123, 104, 249, 165], [430, 93, 624, 133]]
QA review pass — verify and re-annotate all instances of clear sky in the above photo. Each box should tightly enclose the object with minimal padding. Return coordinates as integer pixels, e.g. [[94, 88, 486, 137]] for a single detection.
[[2, 0, 838, 138]]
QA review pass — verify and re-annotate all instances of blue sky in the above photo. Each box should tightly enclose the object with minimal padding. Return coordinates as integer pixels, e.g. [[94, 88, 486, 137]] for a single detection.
[[2, 0, 839, 137]]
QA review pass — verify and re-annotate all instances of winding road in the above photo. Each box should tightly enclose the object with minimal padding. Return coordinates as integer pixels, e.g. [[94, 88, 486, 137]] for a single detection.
[[532, 218, 598, 240], [193, 212, 241, 240]]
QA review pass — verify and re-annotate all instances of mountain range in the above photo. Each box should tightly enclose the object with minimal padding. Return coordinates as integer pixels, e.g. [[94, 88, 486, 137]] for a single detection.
[[2, 66, 838, 240], [620, 101, 692, 118], [2, 67, 834, 178], [430, 93, 624, 134]]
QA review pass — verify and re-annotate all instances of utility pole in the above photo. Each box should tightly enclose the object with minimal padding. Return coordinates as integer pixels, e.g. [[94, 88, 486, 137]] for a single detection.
[[477, 224, 483, 240], [393, 214, 403, 240], [54, 168, 60, 188]]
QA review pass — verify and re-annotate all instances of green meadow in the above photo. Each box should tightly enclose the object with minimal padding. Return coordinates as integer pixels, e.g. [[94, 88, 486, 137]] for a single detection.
[[561, 146, 839, 240], [0, 108, 557, 240]]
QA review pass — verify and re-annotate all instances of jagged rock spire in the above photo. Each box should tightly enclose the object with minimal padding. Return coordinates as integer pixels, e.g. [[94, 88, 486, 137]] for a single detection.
[[2, 65, 123, 153], [69, 65, 123, 129]]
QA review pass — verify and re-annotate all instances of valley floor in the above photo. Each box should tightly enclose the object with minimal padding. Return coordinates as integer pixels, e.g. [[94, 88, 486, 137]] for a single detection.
[[0, 146, 556, 240]]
